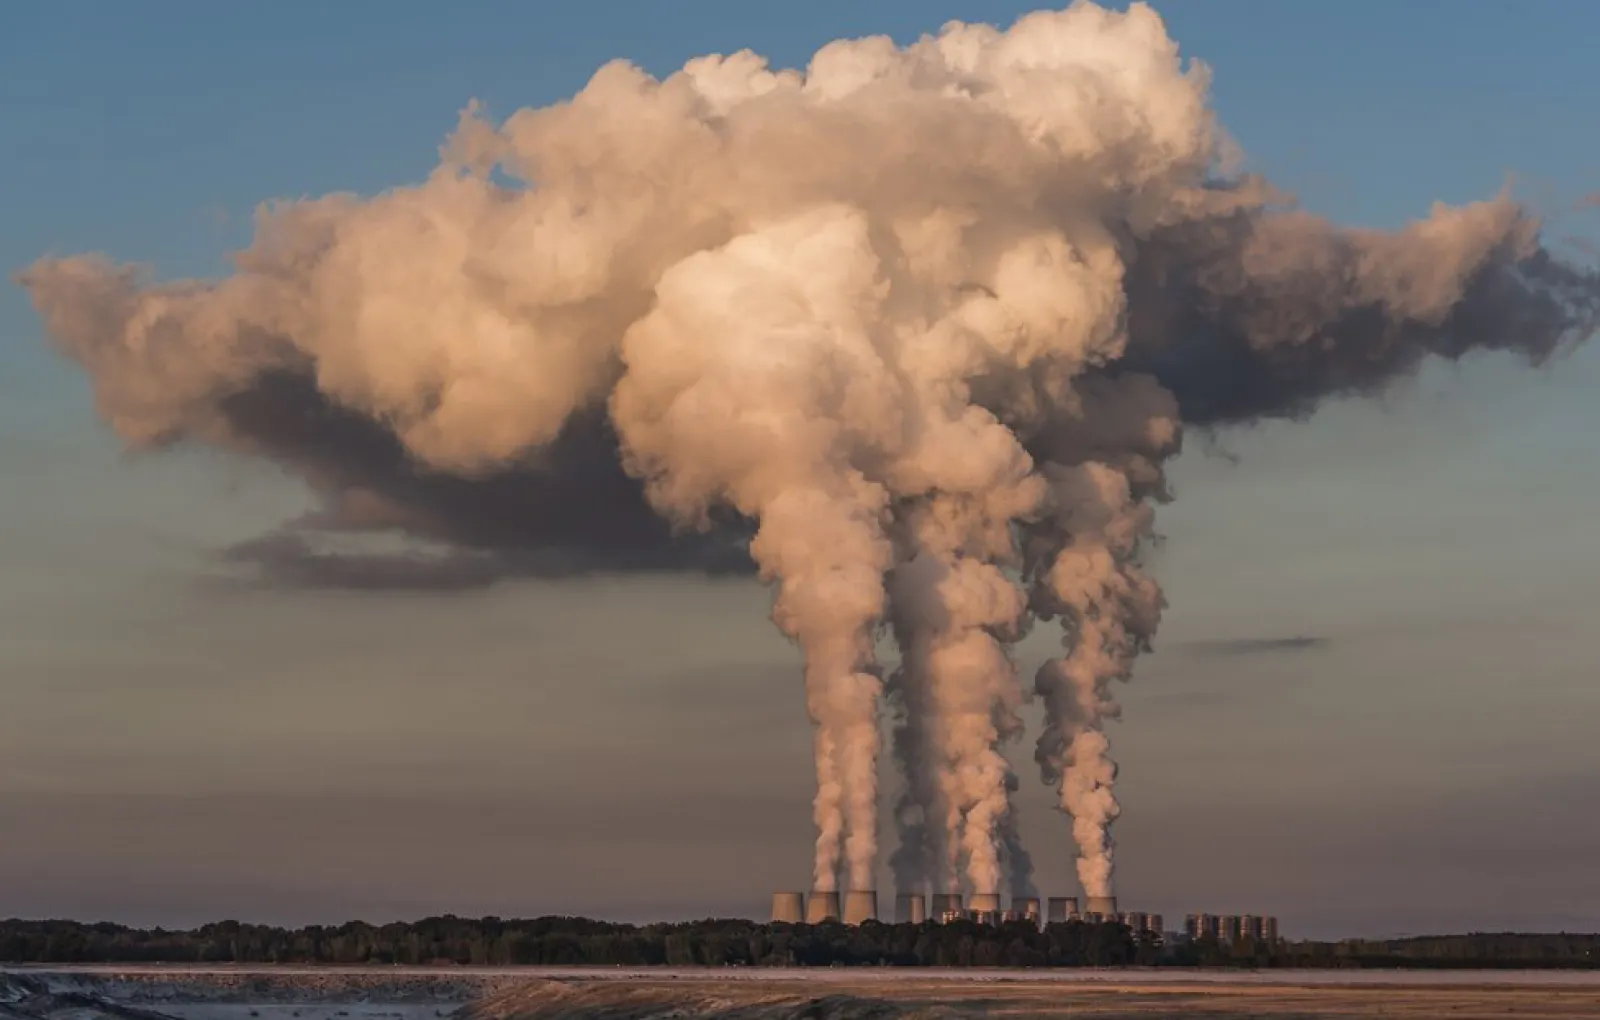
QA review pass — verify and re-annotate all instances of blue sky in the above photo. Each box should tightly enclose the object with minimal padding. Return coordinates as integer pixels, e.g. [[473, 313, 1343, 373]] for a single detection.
[[1, 1, 1597, 938]]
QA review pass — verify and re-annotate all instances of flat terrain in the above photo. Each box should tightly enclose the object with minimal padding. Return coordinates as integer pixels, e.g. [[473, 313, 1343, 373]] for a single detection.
[[6, 966, 1600, 1019]]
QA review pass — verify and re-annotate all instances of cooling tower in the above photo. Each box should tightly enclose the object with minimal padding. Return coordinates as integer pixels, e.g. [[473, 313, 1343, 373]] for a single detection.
[[1047, 896, 1079, 923], [895, 893, 927, 924], [843, 890, 879, 925], [1086, 895, 1117, 917], [770, 891, 804, 924], [1014, 896, 1042, 923], [805, 891, 841, 923], [930, 893, 963, 917], [968, 892, 1001, 913]]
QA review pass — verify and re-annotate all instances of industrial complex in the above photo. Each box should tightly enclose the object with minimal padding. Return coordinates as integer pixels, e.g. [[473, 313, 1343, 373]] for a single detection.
[[771, 890, 1279, 943]]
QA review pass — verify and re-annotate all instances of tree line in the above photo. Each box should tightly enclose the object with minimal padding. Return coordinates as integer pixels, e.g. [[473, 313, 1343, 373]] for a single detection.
[[0, 917, 1594, 968], [0, 917, 1145, 968]]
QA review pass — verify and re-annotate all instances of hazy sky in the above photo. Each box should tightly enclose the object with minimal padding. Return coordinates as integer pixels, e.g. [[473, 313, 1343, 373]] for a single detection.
[[2, 1, 1598, 939]]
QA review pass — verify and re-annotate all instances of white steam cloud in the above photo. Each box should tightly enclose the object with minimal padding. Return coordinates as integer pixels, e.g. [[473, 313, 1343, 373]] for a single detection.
[[19, 2, 1595, 901]]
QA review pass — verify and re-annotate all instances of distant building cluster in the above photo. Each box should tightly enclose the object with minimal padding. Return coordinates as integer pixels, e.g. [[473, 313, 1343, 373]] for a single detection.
[[771, 890, 1220, 938], [1183, 913, 1280, 944]]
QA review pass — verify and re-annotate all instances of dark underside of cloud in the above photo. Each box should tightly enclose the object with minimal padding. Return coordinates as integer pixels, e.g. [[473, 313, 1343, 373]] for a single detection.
[[1118, 218, 1592, 427], [211, 369, 757, 591]]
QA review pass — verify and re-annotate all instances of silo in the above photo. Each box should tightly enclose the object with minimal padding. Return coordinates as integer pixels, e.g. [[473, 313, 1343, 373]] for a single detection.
[[1014, 896, 1042, 924], [895, 893, 927, 924], [1086, 895, 1118, 918], [843, 890, 879, 925], [930, 893, 963, 918], [805, 891, 842, 923], [1046, 896, 1079, 923], [770, 891, 804, 923]]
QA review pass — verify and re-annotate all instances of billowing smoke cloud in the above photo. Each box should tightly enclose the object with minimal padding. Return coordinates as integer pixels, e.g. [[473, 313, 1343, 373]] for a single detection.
[[19, 2, 1596, 901]]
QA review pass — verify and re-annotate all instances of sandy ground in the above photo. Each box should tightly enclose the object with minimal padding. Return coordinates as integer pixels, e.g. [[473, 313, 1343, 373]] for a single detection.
[[471, 974, 1600, 1018], [6, 966, 1600, 1019], [11, 965, 1600, 986]]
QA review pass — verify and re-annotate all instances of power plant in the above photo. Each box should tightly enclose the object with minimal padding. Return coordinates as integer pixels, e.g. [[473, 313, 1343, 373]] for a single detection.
[[23, 0, 1581, 978], [771, 889, 1279, 943]]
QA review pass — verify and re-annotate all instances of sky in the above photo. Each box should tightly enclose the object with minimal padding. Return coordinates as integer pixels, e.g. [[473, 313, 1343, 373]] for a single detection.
[[2, 0, 1598, 940]]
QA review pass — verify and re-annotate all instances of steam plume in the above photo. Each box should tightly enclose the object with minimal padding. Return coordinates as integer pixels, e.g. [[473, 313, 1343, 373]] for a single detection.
[[1022, 377, 1179, 897], [19, 2, 1596, 900]]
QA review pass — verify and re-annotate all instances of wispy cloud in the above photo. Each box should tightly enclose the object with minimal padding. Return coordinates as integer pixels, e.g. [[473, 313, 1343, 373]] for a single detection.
[[219, 532, 509, 593], [215, 523, 755, 593], [1174, 635, 1330, 658]]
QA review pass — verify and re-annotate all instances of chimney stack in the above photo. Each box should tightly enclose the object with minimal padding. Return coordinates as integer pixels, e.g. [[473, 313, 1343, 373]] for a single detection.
[[770, 891, 804, 924], [843, 890, 879, 925], [805, 891, 842, 923], [895, 893, 927, 924]]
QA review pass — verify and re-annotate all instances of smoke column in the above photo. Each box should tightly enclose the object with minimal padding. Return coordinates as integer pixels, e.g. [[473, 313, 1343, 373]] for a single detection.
[[886, 494, 1038, 897], [998, 768, 1039, 900], [19, 3, 1596, 899], [1023, 377, 1181, 899], [610, 210, 898, 892]]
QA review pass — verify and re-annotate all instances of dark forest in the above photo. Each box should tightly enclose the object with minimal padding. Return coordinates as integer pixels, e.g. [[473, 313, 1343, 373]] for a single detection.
[[2, 918, 1596, 969]]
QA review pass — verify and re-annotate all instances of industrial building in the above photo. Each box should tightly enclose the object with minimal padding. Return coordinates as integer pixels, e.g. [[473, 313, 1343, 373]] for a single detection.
[[1183, 913, 1281, 945], [1016, 897, 1042, 922], [843, 891, 879, 925], [1046, 896, 1079, 923], [895, 892, 926, 924], [967, 892, 1002, 927], [772, 889, 1276, 944], [770, 892, 804, 923], [805, 891, 841, 923], [1118, 911, 1163, 935], [931, 892, 963, 917], [1184, 913, 1218, 940]]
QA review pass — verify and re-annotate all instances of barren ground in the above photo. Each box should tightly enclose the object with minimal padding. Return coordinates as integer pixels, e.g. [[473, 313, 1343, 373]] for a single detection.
[[5, 966, 1599, 1019]]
